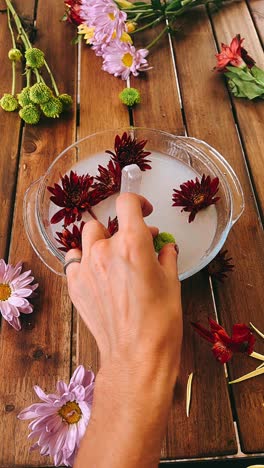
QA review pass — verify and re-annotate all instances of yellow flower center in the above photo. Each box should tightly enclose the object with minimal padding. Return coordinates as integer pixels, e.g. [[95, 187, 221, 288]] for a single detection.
[[58, 401, 82, 425], [0, 283, 12, 301], [193, 194, 205, 205], [122, 52, 133, 68], [108, 12, 115, 21]]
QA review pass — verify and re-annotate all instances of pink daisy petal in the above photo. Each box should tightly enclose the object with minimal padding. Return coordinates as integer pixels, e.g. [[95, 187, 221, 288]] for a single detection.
[[70, 365, 85, 385], [19, 365, 94, 466], [8, 315, 21, 330]]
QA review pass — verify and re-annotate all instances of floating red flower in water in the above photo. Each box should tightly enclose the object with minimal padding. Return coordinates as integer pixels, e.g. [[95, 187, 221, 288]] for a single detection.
[[56, 222, 85, 252], [172, 174, 220, 223], [107, 216, 119, 236], [48, 171, 96, 226], [64, 0, 83, 25], [215, 34, 255, 72], [92, 161, 121, 204], [191, 317, 255, 364], [106, 132, 152, 171], [207, 249, 234, 282]]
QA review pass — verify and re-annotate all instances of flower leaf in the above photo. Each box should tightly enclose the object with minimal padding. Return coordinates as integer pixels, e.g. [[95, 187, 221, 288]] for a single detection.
[[251, 65, 264, 85], [226, 74, 264, 100]]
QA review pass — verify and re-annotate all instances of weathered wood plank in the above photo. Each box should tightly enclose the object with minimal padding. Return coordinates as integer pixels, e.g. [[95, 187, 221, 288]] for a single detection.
[[0, 0, 33, 259], [131, 14, 236, 458], [77, 46, 129, 373], [173, 4, 264, 454], [131, 24, 185, 135], [0, 0, 77, 466], [210, 1, 264, 218], [247, 0, 264, 46]]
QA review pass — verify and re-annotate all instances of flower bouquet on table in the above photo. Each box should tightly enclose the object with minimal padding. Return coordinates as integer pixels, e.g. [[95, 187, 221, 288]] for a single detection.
[[63, 0, 236, 80], [215, 34, 264, 100], [0, 0, 72, 124]]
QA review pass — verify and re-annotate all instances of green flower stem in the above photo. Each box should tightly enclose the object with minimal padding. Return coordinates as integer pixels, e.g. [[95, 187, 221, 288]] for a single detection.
[[44, 60, 59, 97], [125, 8, 154, 14], [34, 68, 41, 83], [132, 16, 163, 34], [146, 25, 168, 49], [11, 61, 16, 95], [5, 0, 31, 49], [7, 7, 16, 48], [26, 69, 31, 87]]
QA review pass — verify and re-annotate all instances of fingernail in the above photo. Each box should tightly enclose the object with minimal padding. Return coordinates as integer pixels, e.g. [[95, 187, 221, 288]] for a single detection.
[[174, 244, 179, 255]]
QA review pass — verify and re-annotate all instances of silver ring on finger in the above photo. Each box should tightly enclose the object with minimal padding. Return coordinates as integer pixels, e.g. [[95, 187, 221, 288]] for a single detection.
[[63, 257, 81, 274]]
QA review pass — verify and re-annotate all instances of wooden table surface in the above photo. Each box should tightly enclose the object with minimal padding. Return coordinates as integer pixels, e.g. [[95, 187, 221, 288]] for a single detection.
[[0, 0, 264, 466]]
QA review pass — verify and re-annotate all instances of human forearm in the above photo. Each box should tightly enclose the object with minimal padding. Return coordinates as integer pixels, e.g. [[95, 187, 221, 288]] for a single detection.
[[74, 354, 177, 468]]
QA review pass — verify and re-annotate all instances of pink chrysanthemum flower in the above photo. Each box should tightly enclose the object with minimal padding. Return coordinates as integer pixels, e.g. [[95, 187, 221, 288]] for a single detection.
[[18, 365, 95, 467], [80, 0, 126, 43], [102, 40, 150, 80], [0, 259, 38, 331]]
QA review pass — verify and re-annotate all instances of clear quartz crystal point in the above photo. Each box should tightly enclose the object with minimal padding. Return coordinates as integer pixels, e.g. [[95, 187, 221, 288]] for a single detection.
[[120, 164, 142, 194]]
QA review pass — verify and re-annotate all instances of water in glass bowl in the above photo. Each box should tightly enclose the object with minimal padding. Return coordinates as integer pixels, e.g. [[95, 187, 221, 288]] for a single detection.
[[49, 150, 218, 276]]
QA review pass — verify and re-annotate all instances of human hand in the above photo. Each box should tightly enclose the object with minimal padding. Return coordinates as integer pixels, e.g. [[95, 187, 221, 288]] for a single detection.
[[65, 193, 182, 377]]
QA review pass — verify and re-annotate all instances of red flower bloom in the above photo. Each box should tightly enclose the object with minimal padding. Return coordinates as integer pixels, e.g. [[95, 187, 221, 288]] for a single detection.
[[64, 0, 83, 25], [106, 132, 152, 171], [191, 317, 255, 364], [215, 34, 255, 72], [172, 174, 220, 223], [207, 249, 234, 282], [48, 171, 96, 226], [92, 161, 121, 204], [107, 216, 119, 236], [56, 222, 85, 252]]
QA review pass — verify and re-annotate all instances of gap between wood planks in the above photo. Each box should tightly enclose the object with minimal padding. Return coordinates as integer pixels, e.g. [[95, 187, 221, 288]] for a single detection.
[[246, 0, 264, 47], [207, 2, 264, 225]]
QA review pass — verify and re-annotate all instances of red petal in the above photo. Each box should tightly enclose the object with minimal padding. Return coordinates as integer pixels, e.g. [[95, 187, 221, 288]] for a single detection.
[[191, 322, 215, 344], [50, 209, 65, 224], [212, 341, 233, 363]]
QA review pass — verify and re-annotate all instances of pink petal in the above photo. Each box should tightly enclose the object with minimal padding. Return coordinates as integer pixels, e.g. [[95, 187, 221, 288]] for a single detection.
[[33, 385, 51, 402], [8, 296, 27, 307], [70, 365, 85, 385], [0, 260, 6, 280], [19, 304, 33, 314], [13, 288, 35, 297], [57, 380, 68, 396], [8, 316, 21, 330], [18, 403, 42, 420]]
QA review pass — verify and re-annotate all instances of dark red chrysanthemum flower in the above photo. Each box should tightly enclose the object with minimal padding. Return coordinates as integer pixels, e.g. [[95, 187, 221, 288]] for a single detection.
[[107, 216, 119, 236], [56, 222, 85, 252], [64, 0, 83, 25], [106, 132, 152, 171], [48, 171, 96, 226], [191, 317, 255, 364], [172, 174, 220, 223], [215, 34, 255, 72], [207, 249, 234, 282], [92, 161, 121, 204]]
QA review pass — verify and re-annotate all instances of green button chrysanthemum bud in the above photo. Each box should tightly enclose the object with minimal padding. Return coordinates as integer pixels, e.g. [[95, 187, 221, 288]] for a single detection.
[[8, 48, 23, 62], [30, 83, 53, 104], [17, 87, 32, 107], [19, 104, 41, 124], [153, 232, 176, 253], [119, 87, 141, 107], [59, 93, 73, 111], [41, 97, 63, 118], [0, 93, 19, 112], [25, 48, 45, 68]]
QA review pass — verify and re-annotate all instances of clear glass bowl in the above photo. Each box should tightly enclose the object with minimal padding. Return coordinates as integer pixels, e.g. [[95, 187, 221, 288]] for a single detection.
[[23, 128, 244, 280]]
